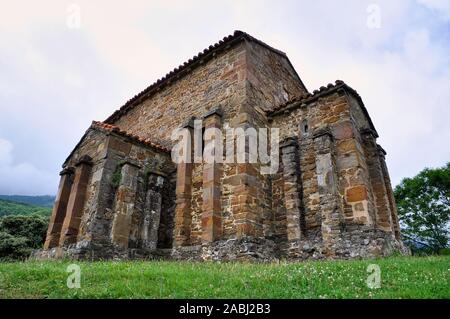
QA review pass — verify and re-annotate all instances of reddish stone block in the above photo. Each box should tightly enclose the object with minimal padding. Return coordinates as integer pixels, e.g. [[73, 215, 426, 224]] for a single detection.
[[108, 137, 132, 155], [332, 121, 354, 140], [346, 186, 368, 202]]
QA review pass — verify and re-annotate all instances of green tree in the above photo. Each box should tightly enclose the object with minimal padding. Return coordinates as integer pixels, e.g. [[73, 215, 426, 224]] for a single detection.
[[394, 163, 450, 253], [0, 215, 48, 260], [0, 231, 32, 260]]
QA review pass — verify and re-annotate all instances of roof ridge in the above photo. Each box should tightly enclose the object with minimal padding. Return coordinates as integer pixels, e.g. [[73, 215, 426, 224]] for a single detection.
[[91, 121, 170, 153], [235, 30, 287, 56], [268, 80, 346, 114], [267, 80, 378, 137], [104, 31, 293, 124]]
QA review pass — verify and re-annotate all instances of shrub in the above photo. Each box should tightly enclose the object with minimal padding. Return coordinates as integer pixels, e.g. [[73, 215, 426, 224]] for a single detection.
[[0, 231, 32, 260], [0, 214, 48, 260]]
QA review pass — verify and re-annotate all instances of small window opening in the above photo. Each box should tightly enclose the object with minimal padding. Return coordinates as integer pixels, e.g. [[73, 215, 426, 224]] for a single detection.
[[302, 120, 309, 134]]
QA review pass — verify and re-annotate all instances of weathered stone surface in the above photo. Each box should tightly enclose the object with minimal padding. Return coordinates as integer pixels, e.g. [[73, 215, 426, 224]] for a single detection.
[[37, 32, 407, 262], [346, 186, 368, 202], [59, 157, 92, 246], [280, 137, 305, 243], [44, 168, 74, 249]]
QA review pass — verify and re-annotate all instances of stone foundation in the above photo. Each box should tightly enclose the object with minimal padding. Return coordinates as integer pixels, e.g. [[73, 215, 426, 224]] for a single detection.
[[34, 230, 407, 262]]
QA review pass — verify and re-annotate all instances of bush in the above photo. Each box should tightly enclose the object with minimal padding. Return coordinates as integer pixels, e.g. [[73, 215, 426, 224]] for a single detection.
[[0, 231, 32, 260], [0, 215, 48, 260]]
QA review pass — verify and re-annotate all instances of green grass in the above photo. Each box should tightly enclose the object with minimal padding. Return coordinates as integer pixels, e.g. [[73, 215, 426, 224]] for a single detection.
[[0, 199, 52, 218], [0, 256, 448, 299]]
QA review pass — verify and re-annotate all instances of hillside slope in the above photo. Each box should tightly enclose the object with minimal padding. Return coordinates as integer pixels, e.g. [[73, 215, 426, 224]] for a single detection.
[[0, 199, 52, 218], [0, 195, 55, 207]]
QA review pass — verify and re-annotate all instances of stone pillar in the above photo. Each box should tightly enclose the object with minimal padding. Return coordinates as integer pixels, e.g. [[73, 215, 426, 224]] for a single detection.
[[142, 173, 165, 250], [202, 108, 223, 243], [173, 120, 194, 247], [44, 167, 74, 249], [378, 145, 401, 239], [110, 162, 140, 249], [82, 135, 133, 247], [59, 155, 92, 247], [361, 130, 393, 231], [333, 120, 374, 226], [280, 137, 305, 241], [313, 129, 344, 257], [231, 125, 263, 238]]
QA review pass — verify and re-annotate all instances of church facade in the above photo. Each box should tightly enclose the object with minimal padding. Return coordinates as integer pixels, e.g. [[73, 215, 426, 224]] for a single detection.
[[38, 31, 407, 261]]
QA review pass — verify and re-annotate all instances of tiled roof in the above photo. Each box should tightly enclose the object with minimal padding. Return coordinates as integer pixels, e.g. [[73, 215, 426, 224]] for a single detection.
[[268, 80, 346, 114], [104, 30, 306, 124], [91, 121, 170, 153], [267, 80, 379, 137]]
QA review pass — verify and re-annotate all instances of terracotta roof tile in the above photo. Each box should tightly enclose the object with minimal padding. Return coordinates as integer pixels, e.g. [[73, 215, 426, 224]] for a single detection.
[[269, 80, 346, 114], [91, 121, 170, 153], [268, 80, 378, 138]]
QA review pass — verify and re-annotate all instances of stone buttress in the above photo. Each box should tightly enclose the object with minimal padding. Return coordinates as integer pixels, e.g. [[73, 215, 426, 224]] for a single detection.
[[38, 31, 407, 261]]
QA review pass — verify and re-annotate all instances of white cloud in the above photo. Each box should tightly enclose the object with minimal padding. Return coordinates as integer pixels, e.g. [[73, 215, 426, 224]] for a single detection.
[[0, 138, 56, 195], [417, 0, 450, 20]]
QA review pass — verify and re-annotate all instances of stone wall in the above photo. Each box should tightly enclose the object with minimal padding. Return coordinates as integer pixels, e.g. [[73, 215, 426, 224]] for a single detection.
[[163, 40, 310, 247], [41, 125, 176, 259], [39, 33, 406, 262], [269, 84, 406, 258], [112, 42, 247, 148]]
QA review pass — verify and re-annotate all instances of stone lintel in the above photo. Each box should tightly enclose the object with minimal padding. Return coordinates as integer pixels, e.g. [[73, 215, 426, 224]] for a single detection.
[[181, 116, 196, 129], [280, 136, 298, 149], [203, 106, 223, 119], [75, 155, 93, 167], [145, 169, 167, 178], [360, 128, 378, 138], [312, 127, 333, 141], [121, 159, 142, 169], [60, 167, 75, 176], [376, 144, 387, 156]]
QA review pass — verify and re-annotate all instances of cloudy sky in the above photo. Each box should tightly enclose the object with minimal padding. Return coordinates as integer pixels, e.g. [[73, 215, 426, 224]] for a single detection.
[[0, 0, 449, 195]]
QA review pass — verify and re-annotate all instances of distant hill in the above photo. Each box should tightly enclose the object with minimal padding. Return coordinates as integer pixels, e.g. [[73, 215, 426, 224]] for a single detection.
[[0, 199, 52, 218], [0, 195, 55, 207]]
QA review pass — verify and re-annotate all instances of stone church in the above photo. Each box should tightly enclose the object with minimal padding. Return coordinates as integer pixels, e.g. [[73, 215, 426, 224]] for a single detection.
[[38, 31, 406, 261]]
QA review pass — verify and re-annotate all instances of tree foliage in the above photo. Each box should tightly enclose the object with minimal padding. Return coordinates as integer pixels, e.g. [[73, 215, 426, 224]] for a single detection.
[[0, 215, 48, 260], [394, 163, 450, 253]]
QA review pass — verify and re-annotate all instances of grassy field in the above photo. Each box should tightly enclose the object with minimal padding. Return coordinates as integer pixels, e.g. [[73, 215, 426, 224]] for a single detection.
[[0, 256, 448, 299]]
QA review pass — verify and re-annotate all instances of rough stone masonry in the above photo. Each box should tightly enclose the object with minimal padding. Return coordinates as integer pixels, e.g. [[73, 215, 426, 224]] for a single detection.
[[36, 31, 408, 261]]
